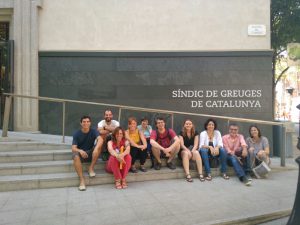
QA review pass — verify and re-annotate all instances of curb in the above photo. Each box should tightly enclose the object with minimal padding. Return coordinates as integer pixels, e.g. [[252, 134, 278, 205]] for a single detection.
[[212, 209, 291, 225]]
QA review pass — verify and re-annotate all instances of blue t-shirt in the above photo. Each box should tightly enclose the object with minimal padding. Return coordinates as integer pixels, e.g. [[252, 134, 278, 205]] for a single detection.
[[72, 128, 99, 152]]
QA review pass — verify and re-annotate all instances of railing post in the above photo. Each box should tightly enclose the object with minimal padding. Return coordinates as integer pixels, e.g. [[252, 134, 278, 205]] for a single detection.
[[281, 124, 286, 167], [2, 96, 12, 137], [171, 114, 174, 129], [62, 101, 66, 143], [118, 108, 122, 124]]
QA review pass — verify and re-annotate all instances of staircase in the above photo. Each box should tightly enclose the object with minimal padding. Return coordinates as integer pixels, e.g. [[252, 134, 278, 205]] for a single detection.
[[1, 137, 293, 192], [0, 138, 210, 192]]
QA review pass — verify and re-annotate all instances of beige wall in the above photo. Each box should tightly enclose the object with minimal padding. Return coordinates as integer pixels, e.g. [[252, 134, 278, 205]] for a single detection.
[[39, 0, 271, 51]]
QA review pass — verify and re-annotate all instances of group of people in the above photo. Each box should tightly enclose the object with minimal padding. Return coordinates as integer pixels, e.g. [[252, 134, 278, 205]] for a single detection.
[[72, 109, 271, 191]]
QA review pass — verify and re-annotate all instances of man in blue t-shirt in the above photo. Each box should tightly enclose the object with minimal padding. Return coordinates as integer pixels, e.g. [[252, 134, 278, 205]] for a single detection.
[[72, 115, 103, 191]]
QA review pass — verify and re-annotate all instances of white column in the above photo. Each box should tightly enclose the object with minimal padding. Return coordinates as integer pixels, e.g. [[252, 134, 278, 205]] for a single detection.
[[13, 0, 42, 131]]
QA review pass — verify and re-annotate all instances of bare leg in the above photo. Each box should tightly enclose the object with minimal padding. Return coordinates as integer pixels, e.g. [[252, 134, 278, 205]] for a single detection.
[[182, 150, 192, 175], [89, 147, 101, 173], [73, 156, 85, 186], [152, 147, 162, 163], [167, 142, 180, 163], [192, 151, 203, 175]]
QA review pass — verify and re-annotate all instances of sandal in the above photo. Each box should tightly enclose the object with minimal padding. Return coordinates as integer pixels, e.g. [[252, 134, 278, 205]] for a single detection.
[[186, 174, 193, 182], [222, 173, 230, 180], [130, 166, 138, 173], [140, 165, 147, 172], [115, 179, 122, 189], [206, 174, 212, 181], [199, 174, 205, 182], [122, 179, 128, 189]]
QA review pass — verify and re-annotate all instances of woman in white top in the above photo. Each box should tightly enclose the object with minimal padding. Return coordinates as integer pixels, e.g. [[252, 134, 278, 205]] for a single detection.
[[199, 118, 229, 181]]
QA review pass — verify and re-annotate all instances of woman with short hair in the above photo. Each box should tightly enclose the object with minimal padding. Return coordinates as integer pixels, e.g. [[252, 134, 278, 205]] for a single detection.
[[199, 118, 229, 181]]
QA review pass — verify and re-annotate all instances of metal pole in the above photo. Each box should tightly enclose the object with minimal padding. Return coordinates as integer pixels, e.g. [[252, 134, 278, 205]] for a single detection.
[[62, 102, 65, 143], [171, 114, 174, 129], [287, 157, 300, 224], [118, 108, 122, 124], [280, 124, 286, 167], [2, 96, 12, 137]]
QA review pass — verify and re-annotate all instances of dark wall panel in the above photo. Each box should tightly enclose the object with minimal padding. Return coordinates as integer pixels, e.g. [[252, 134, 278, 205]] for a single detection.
[[39, 51, 273, 141]]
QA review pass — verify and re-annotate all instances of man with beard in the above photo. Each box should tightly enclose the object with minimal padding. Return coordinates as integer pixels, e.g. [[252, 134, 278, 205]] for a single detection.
[[97, 109, 120, 160]]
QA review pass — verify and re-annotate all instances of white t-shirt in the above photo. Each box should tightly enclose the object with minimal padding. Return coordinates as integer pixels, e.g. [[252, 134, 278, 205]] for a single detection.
[[97, 120, 120, 129]]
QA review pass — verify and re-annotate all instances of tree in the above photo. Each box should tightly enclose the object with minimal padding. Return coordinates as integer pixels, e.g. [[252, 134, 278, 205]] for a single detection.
[[271, 0, 300, 86]]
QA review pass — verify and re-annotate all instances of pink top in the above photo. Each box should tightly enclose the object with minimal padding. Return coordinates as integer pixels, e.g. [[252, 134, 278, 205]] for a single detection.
[[222, 134, 247, 154]]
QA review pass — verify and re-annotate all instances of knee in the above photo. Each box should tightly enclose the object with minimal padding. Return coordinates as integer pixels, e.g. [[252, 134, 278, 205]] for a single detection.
[[219, 148, 226, 155], [200, 148, 208, 154], [181, 150, 189, 159], [73, 154, 81, 162], [248, 148, 254, 154]]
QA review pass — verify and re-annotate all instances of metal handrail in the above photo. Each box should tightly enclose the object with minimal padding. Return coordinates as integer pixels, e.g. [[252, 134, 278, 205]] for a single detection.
[[1, 92, 286, 166], [3, 93, 284, 125]]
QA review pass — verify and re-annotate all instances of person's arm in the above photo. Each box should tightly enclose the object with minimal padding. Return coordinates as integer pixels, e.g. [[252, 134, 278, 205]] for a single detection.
[[191, 135, 199, 152], [98, 121, 110, 135], [148, 125, 153, 135], [107, 141, 118, 157], [222, 135, 233, 155], [150, 131, 165, 151], [239, 135, 248, 157], [262, 137, 270, 155], [138, 131, 147, 150], [71, 144, 88, 158], [165, 130, 180, 152], [105, 121, 120, 133], [179, 135, 190, 151], [199, 131, 208, 148]]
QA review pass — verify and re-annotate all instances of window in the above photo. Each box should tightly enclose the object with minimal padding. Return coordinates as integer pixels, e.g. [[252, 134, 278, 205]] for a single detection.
[[0, 22, 9, 41]]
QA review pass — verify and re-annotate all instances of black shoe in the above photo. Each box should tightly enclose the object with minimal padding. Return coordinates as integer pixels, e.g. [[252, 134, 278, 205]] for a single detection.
[[154, 162, 162, 170], [140, 165, 147, 172], [242, 176, 251, 186], [246, 173, 253, 181], [130, 166, 138, 173], [167, 161, 176, 170]]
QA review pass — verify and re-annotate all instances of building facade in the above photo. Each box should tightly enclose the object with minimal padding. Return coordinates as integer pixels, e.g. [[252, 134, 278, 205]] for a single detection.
[[0, 0, 272, 136]]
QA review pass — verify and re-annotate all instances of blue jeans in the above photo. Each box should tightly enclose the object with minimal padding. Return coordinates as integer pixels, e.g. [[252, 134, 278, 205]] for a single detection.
[[199, 147, 227, 174], [227, 154, 245, 178]]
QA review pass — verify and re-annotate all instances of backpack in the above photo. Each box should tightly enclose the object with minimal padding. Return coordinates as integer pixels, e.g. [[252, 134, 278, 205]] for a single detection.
[[154, 129, 173, 147]]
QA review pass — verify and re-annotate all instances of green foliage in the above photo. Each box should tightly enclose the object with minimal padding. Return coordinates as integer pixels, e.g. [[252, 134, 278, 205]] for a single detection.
[[271, 0, 300, 57], [271, 0, 300, 85], [288, 45, 300, 60]]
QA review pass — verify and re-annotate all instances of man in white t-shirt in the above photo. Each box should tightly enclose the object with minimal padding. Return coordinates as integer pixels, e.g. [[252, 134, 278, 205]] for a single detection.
[[97, 109, 120, 159]]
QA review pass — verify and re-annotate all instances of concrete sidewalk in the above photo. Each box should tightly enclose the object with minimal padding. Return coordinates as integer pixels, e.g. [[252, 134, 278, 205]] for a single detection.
[[0, 168, 297, 225]]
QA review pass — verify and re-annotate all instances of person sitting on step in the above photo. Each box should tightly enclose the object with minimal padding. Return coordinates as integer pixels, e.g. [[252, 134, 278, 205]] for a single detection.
[[179, 119, 204, 182], [222, 123, 251, 186], [199, 118, 229, 181], [150, 117, 180, 170], [106, 127, 131, 189], [72, 115, 103, 191], [125, 117, 148, 173]]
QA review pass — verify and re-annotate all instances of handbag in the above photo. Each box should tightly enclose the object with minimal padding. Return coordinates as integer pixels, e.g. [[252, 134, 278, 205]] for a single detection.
[[252, 161, 271, 178]]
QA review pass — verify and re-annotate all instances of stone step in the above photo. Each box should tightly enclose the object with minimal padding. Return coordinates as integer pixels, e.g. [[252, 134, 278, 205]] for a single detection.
[[0, 141, 70, 151], [0, 158, 168, 175], [0, 149, 71, 163], [0, 167, 233, 192]]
